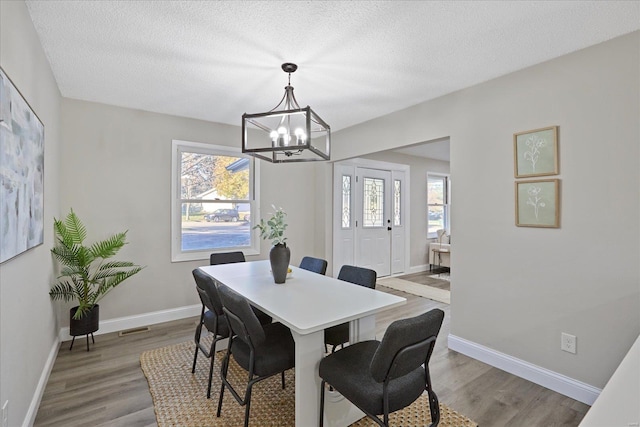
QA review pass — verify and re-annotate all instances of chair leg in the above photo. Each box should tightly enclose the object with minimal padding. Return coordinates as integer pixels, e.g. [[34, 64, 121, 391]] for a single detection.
[[426, 368, 440, 427], [207, 349, 217, 399], [281, 371, 285, 389], [319, 380, 326, 427], [191, 342, 200, 374], [216, 355, 229, 417], [243, 386, 253, 427], [427, 389, 440, 427]]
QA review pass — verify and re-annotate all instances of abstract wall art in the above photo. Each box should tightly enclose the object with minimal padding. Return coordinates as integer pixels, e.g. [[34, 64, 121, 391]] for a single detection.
[[0, 67, 45, 263]]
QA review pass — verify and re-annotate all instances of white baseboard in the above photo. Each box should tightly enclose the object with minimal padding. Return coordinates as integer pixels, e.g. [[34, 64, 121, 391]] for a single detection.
[[407, 264, 430, 274], [448, 334, 601, 405], [58, 304, 201, 342], [23, 336, 60, 427]]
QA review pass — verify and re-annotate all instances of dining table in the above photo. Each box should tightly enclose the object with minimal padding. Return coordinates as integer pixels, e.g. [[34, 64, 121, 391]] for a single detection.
[[199, 260, 406, 427]]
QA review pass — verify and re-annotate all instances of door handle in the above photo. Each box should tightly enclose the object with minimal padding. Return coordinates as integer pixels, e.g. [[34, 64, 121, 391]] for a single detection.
[[387, 227, 392, 231]]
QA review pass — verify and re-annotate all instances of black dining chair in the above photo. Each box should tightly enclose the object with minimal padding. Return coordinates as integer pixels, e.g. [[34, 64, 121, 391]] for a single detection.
[[324, 265, 377, 352], [319, 308, 445, 427], [210, 251, 245, 265], [216, 285, 296, 427], [299, 256, 328, 275], [191, 268, 272, 398]]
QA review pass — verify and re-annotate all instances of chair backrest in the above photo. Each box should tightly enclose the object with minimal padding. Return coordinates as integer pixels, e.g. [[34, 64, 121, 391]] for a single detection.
[[218, 285, 266, 348], [192, 268, 224, 316], [337, 265, 377, 289], [369, 308, 444, 383], [210, 251, 245, 265], [299, 256, 328, 275]]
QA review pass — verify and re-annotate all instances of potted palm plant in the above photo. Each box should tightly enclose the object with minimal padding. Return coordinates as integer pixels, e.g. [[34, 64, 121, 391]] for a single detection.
[[49, 209, 143, 350], [254, 205, 290, 283]]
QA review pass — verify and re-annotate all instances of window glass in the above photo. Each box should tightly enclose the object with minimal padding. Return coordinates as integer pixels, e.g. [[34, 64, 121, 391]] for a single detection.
[[394, 179, 401, 226], [427, 174, 450, 237], [172, 141, 258, 261], [342, 175, 351, 228], [363, 177, 384, 228]]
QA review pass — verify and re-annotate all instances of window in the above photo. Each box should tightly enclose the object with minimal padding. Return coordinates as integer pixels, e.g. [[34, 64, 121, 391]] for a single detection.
[[341, 175, 351, 228], [393, 179, 402, 226], [171, 140, 259, 262], [363, 177, 384, 227], [427, 173, 450, 238]]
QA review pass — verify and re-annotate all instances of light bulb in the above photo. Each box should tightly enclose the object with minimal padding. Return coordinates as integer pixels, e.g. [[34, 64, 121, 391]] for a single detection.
[[294, 128, 306, 145]]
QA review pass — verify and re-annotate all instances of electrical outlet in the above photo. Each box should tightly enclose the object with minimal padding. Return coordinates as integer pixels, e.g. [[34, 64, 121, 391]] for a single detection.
[[561, 333, 577, 354], [2, 400, 8, 427]]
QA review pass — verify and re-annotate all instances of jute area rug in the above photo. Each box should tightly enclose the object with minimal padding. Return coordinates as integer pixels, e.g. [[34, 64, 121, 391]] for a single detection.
[[141, 340, 477, 427], [377, 277, 450, 304]]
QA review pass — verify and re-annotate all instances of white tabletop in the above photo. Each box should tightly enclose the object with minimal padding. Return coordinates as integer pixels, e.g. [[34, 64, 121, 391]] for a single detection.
[[579, 334, 640, 427], [199, 260, 406, 335]]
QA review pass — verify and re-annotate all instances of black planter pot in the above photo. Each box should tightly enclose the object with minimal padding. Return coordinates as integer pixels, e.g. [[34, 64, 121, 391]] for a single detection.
[[69, 304, 99, 351], [270, 243, 291, 284]]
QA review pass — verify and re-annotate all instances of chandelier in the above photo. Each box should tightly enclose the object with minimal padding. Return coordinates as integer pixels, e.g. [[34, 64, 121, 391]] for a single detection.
[[242, 63, 331, 163]]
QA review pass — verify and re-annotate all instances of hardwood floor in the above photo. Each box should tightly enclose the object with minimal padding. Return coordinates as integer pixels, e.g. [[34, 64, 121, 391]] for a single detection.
[[399, 270, 451, 291], [34, 287, 589, 426]]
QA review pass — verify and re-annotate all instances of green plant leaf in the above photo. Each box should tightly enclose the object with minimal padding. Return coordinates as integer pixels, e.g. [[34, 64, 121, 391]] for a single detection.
[[64, 209, 87, 244], [49, 281, 75, 302], [89, 232, 126, 259], [50, 210, 144, 313]]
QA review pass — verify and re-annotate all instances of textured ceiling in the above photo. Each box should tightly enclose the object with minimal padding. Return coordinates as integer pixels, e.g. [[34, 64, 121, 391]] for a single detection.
[[26, 1, 640, 132]]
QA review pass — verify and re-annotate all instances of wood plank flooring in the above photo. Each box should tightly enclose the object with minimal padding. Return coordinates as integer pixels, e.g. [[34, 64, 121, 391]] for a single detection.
[[34, 286, 590, 427], [399, 270, 451, 291]]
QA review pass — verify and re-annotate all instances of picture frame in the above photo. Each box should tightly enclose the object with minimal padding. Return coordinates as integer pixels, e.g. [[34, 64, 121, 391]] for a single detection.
[[0, 67, 45, 263], [514, 126, 558, 178], [515, 179, 559, 228]]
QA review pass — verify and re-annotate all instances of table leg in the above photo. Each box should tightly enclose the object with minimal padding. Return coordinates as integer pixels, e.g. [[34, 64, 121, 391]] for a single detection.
[[291, 329, 324, 427], [292, 316, 375, 427]]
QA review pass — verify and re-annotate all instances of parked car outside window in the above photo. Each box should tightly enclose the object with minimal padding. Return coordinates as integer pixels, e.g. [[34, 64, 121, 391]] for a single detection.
[[205, 209, 240, 222]]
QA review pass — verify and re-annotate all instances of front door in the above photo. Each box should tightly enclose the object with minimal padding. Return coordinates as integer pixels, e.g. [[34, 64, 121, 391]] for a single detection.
[[355, 168, 391, 277]]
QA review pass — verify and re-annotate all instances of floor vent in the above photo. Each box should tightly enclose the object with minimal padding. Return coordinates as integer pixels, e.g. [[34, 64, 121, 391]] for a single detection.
[[118, 326, 150, 337]]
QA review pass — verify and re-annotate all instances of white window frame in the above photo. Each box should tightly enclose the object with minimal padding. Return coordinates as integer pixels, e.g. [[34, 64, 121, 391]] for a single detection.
[[171, 140, 260, 262], [427, 172, 450, 239]]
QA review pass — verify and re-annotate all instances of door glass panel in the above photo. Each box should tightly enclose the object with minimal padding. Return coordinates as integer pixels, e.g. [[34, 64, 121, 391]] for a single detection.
[[342, 175, 351, 228], [393, 179, 401, 226], [363, 177, 384, 227]]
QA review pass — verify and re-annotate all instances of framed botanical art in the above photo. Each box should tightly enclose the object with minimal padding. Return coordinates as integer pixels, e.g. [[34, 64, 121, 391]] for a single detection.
[[0, 67, 45, 263], [514, 126, 558, 178], [515, 179, 559, 228]]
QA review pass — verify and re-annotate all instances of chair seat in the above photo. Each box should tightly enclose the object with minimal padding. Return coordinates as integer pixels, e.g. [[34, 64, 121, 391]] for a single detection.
[[253, 307, 273, 326], [203, 310, 230, 338], [325, 322, 349, 347], [230, 322, 295, 377], [203, 306, 270, 341], [319, 340, 426, 416]]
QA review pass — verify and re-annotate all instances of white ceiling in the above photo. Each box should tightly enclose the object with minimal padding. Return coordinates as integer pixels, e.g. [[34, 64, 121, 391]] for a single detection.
[[26, 1, 640, 140]]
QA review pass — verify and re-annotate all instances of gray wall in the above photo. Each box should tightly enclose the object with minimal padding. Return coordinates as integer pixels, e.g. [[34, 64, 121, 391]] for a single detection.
[[0, 2, 62, 426], [362, 150, 450, 269], [1, 2, 638, 423], [60, 98, 319, 323], [330, 32, 640, 388]]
